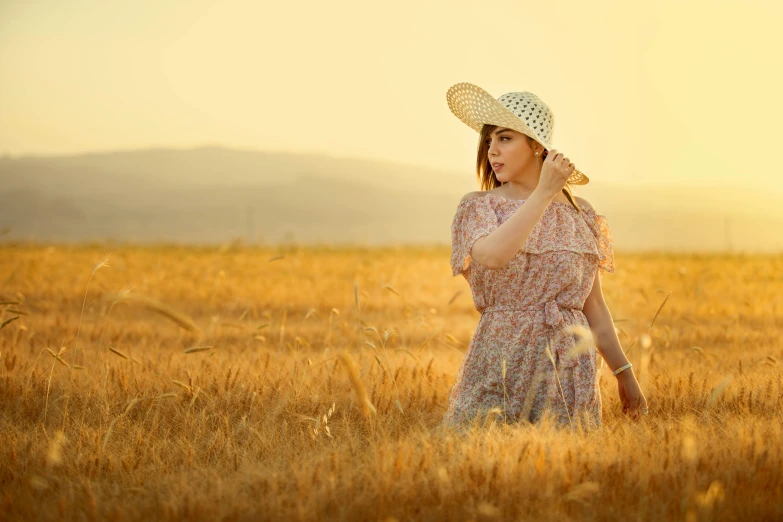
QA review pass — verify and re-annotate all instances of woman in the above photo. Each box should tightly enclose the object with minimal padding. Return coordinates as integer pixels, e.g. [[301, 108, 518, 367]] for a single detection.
[[440, 83, 648, 432]]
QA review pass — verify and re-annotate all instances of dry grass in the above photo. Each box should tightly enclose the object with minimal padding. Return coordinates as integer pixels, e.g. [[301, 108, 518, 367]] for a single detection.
[[1, 243, 782, 521]]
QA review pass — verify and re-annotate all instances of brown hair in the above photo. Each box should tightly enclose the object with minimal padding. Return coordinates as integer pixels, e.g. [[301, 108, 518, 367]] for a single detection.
[[476, 123, 581, 212]]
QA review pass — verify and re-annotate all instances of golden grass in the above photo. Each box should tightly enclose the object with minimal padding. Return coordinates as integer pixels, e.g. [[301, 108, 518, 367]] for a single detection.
[[0, 244, 782, 521]]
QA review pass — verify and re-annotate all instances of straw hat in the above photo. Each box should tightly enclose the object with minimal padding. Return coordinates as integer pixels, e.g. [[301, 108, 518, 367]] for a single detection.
[[446, 82, 589, 185]]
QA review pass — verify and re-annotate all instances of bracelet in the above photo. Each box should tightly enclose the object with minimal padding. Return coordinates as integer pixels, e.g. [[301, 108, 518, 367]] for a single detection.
[[613, 362, 633, 376]]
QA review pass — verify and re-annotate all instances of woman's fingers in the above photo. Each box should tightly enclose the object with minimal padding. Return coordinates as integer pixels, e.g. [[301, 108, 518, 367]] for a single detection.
[[558, 155, 573, 177], [618, 379, 646, 420], [542, 149, 575, 181], [631, 396, 648, 421]]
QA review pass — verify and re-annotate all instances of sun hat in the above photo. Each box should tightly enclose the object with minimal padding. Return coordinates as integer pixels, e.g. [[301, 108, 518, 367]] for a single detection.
[[446, 82, 589, 185]]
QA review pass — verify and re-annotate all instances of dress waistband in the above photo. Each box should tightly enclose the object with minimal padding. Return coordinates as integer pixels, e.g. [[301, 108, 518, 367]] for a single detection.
[[481, 300, 581, 328]]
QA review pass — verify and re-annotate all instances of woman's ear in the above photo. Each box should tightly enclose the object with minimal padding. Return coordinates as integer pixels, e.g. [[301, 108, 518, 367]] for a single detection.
[[529, 139, 540, 155]]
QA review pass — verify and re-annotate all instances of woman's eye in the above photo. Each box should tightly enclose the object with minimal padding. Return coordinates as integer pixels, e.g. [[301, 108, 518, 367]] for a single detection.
[[484, 137, 509, 144]]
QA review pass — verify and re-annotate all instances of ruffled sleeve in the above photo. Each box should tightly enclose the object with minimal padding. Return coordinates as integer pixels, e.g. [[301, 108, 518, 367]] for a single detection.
[[450, 196, 499, 277], [581, 206, 615, 275]]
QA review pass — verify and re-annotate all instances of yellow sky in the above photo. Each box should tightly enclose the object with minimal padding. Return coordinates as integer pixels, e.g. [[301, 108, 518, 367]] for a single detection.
[[1, 0, 781, 193]]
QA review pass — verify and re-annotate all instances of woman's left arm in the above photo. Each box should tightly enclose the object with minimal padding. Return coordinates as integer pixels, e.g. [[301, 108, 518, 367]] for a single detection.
[[582, 270, 630, 372], [584, 269, 648, 418]]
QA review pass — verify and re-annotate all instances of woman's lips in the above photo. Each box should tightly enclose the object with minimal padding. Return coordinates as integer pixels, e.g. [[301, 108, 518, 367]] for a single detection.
[[494, 164, 504, 171]]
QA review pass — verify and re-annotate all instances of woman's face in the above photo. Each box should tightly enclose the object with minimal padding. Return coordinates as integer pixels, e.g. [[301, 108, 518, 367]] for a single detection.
[[485, 128, 537, 182]]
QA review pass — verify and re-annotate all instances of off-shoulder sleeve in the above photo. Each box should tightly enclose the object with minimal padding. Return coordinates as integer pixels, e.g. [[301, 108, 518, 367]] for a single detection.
[[581, 207, 615, 274], [450, 196, 498, 277]]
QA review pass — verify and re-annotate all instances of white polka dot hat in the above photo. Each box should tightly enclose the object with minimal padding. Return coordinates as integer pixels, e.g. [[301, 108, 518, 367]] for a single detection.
[[446, 82, 589, 185]]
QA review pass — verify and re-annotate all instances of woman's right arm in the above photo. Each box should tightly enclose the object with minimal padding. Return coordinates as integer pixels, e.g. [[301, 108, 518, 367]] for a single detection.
[[469, 189, 555, 269], [469, 149, 575, 270]]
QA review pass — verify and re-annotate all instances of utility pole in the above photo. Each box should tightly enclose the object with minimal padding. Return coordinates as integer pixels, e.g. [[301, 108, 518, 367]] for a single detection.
[[246, 204, 254, 244], [724, 215, 732, 252]]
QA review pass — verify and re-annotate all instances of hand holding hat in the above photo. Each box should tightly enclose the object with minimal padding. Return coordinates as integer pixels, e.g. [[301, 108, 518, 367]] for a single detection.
[[539, 149, 578, 198]]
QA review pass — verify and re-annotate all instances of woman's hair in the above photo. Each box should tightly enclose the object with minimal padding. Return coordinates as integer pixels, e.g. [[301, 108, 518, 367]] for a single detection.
[[476, 123, 581, 212]]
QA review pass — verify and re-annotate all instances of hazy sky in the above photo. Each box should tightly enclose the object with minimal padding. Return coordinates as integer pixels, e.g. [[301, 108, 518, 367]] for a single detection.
[[1, 0, 781, 192]]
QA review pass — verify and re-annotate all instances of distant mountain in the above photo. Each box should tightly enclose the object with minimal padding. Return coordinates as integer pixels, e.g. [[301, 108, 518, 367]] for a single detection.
[[1, 146, 780, 251], [0, 145, 464, 198]]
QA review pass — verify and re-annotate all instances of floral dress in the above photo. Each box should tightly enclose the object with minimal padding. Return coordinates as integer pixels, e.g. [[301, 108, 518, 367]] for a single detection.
[[440, 192, 615, 431]]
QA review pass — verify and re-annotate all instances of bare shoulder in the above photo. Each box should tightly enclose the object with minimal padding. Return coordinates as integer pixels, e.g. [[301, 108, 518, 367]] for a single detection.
[[459, 191, 490, 203], [574, 196, 594, 211]]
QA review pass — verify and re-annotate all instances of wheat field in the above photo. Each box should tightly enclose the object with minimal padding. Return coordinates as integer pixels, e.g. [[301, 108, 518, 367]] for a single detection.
[[1, 243, 781, 521]]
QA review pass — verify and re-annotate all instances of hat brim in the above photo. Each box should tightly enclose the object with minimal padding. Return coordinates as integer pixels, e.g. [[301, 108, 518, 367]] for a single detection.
[[446, 82, 589, 186]]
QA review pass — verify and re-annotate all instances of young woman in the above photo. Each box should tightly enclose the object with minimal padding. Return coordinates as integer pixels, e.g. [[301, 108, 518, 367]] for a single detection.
[[440, 83, 648, 432]]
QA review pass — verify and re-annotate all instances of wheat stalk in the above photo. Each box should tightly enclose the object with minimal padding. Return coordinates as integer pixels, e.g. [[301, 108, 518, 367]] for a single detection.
[[501, 358, 509, 424], [102, 397, 139, 451], [338, 351, 376, 420], [544, 340, 573, 430], [102, 292, 202, 335]]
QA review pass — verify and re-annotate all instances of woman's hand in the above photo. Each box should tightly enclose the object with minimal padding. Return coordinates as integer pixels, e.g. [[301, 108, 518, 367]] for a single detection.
[[617, 370, 648, 420], [536, 149, 575, 199]]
